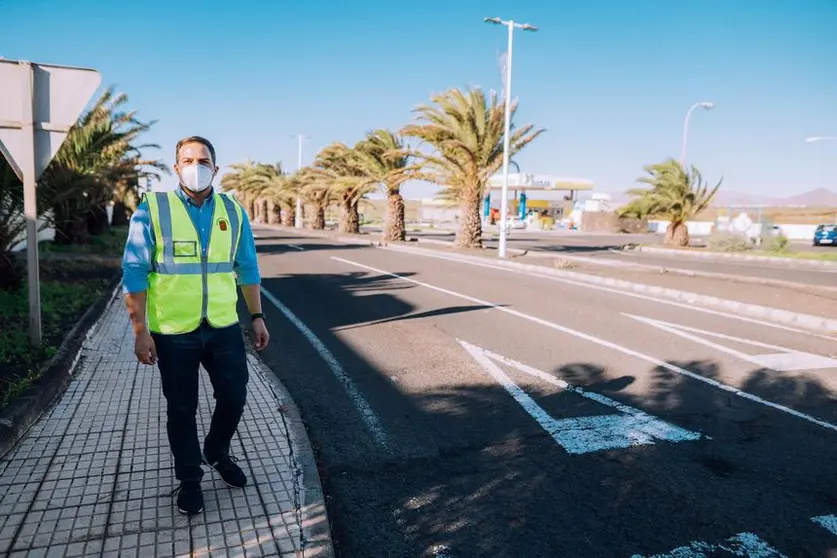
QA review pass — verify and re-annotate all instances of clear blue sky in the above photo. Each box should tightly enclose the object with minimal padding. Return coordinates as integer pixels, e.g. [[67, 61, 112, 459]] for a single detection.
[[2, 0, 835, 198]]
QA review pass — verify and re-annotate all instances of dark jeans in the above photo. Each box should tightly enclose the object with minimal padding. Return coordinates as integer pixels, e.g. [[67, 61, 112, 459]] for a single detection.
[[152, 321, 249, 481]]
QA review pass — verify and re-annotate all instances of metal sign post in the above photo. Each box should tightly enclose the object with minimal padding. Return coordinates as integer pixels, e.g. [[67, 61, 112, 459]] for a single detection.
[[0, 59, 101, 346]]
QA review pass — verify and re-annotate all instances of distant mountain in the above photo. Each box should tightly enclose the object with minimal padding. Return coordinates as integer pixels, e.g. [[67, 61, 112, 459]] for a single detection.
[[781, 188, 837, 207], [596, 188, 837, 208]]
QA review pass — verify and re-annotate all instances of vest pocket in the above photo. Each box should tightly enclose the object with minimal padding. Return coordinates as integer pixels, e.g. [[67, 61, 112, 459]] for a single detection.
[[173, 240, 198, 258]]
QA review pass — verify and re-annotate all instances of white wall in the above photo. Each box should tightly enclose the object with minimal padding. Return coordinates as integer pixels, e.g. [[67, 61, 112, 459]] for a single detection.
[[10, 204, 115, 251], [648, 220, 819, 240]]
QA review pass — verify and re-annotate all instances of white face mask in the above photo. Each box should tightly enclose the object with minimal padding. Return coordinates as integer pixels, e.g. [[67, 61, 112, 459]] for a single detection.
[[179, 163, 214, 192]]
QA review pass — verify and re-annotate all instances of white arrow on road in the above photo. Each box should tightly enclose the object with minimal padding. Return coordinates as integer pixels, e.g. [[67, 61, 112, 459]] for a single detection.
[[624, 314, 837, 372], [631, 532, 787, 558], [459, 340, 703, 455]]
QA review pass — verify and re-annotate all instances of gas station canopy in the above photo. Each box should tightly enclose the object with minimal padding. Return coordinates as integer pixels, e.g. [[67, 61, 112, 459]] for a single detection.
[[487, 173, 594, 191]]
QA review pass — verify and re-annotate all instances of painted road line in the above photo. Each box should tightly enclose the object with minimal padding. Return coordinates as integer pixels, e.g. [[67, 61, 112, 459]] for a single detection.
[[380, 245, 837, 341], [260, 286, 389, 449], [631, 532, 787, 558], [812, 514, 837, 535], [332, 256, 837, 434], [626, 314, 837, 371], [460, 341, 702, 454]]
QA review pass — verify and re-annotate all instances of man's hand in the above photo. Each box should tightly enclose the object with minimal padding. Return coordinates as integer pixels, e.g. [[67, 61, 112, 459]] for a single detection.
[[135, 329, 158, 365], [252, 318, 270, 351]]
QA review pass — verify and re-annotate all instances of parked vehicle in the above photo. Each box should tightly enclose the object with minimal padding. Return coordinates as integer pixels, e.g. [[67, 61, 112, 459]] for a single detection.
[[813, 224, 837, 246]]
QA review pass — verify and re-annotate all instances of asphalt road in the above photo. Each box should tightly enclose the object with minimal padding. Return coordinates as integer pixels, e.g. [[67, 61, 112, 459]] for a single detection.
[[395, 229, 837, 287], [249, 228, 837, 558]]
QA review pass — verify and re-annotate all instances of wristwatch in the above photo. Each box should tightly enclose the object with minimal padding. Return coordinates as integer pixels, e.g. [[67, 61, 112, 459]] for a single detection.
[[251, 312, 264, 322]]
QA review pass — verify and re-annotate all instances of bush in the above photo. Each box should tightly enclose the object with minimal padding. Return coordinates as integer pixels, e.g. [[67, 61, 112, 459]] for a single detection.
[[0, 259, 118, 407], [768, 232, 790, 253], [708, 231, 752, 253]]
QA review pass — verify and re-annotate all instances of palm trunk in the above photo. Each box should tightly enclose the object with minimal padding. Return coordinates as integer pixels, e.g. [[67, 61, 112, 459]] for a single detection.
[[111, 201, 130, 227], [455, 190, 483, 248], [268, 200, 281, 224], [311, 204, 326, 230], [340, 197, 360, 234], [86, 205, 110, 237], [244, 195, 255, 221], [383, 189, 405, 242], [665, 221, 690, 247], [53, 200, 90, 245], [285, 204, 296, 227]]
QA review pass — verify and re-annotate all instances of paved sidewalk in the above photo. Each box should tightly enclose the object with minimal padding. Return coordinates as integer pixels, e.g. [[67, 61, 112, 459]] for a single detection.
[[0, 291, 331, 557]]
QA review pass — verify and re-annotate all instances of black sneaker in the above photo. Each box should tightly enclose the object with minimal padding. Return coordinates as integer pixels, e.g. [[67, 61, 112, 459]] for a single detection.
[[172, 480, 203, 515], [204, 454, 247, 488]]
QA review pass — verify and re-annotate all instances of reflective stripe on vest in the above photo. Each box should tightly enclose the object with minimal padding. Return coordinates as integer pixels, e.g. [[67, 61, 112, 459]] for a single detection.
[[145, 190, 243, 334]]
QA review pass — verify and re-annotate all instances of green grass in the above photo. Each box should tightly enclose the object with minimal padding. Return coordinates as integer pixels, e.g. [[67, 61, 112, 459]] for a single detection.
[[655, 242, 837, 262], [749, 249, 837, 261], [0, 263, 115, 409]]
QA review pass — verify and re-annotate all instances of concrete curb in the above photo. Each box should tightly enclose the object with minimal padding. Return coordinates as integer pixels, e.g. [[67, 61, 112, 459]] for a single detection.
[[386, 244, 837, 335], [631, 245, 837, 269], [416, 237, 837, 294], [258, 225, 837, 336], [246, 351, 335, 558], [0, 273, 122, 461]]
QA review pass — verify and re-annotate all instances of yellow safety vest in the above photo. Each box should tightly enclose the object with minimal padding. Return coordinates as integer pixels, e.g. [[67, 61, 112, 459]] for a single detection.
[[144, 190, 244, 334]]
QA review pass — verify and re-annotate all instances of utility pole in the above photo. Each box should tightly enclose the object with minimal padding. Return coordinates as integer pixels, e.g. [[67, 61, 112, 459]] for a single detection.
[[292, 134, 307, 228]]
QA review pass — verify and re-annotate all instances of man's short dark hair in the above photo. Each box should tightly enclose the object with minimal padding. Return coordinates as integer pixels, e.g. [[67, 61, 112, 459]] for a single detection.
[[175, 135, 216, 165]]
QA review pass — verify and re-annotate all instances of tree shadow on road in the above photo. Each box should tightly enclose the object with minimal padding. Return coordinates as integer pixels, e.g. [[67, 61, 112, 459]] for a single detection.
[[255, 242, 368, 255], [248, 267, 837, 558]]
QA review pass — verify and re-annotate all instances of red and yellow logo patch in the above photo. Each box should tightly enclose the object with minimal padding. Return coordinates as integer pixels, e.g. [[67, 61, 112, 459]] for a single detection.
[[218, 219, 228, 232]]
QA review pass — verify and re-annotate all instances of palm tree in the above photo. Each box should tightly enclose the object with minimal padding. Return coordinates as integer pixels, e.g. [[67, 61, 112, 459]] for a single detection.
[[0, 156, 28, 291], [402, 86, 544, 248], [220, 160, 262, 220], [39, 87, 165, 244], [354, 129, 412, 241], [247, 162, 286, 224], [617, 158, 722, 247], [296, 166, 338, 230], [314, 142, 378, 234]]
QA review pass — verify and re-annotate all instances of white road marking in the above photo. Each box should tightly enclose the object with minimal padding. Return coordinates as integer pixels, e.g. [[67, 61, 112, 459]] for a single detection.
[[812, 514, 837, 535], [286, 244, 305, 251], [625, 314, 837, 372], [379, 245, 837, 341], [332, 256, 837, 434], [631, 532, 787, 558], [260, 286, 389, 449], [460, 341, 701, 454]]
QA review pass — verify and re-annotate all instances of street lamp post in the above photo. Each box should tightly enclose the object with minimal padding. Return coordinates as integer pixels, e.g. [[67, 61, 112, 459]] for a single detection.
[[292, 134, 307, 228], [681, 101, 714, 167], [484, 16, 537, 259]]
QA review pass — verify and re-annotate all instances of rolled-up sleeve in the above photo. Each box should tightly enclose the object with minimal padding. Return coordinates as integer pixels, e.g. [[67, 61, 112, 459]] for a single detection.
[[234, 208, 261, 286], [121, 200, 154, 294]]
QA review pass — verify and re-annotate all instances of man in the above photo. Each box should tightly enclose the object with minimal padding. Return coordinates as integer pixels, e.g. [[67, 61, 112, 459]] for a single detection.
[[122, 135, 270, 515]]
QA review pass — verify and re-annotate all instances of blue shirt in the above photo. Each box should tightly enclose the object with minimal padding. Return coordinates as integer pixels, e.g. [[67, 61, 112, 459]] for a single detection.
[[121, 187, 261, 294]]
